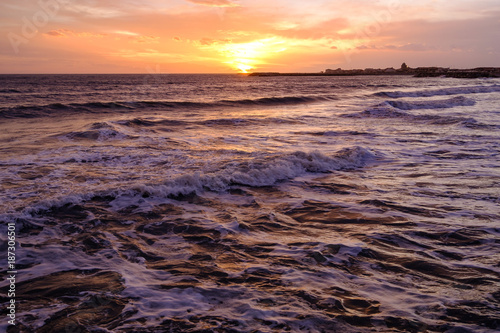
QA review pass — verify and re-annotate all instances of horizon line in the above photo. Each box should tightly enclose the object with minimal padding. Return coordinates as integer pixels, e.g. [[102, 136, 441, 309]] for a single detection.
[[1, 65, 500, 76]]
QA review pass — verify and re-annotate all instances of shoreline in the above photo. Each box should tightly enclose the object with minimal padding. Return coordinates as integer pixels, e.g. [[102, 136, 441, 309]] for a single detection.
[[249, 67, 500, 78]]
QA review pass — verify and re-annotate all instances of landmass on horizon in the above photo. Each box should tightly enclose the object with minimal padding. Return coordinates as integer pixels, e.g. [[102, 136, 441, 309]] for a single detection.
[[249, 63, 500, 78]]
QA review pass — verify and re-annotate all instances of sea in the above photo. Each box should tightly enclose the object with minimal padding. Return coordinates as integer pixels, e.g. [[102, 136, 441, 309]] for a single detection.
[[0, 74, 499, 332]]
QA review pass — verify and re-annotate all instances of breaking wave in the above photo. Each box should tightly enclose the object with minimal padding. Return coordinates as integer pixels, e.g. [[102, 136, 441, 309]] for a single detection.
[[13, 147, 376, 216], [384, 96, 476, 110], [375, 84, 500, 98], [343, 103, 479, 126], [61, 122, 133, 141]]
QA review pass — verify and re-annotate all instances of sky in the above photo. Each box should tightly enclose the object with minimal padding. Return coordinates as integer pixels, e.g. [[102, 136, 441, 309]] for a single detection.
[[0, 0, 499, 73]]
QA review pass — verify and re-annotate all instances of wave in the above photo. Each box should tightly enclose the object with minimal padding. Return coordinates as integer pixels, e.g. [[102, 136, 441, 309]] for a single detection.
[[0, 102, 137, 118], [384, 96, 476, 110], [60, 122, 133, 141], [221, 95, 337, 105], [114, 116, 299, 130], [58, 115, 304, 141], [345, 107, 407, 119], [0, 88, 22, 93], [300, 130, 373, 137], [9, 147, 375, 216], [375, 84, 500, 98], [200, 117, 301, 127], [344, 104, 479, 126], [116, 147, 376, 203], [0, 95, 337, 119], [115, 118, 188, 127]]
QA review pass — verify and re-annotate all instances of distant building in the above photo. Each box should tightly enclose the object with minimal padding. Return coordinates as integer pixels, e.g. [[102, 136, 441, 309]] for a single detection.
[[325, 68, 343, 74]]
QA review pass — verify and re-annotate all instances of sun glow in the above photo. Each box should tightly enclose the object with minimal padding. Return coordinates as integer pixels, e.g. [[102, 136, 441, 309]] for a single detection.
[[216, 38, 287, 72], [236, 63, 253, 73]]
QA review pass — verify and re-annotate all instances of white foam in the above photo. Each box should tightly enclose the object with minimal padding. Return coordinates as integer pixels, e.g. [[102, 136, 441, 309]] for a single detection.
[[377, 84, 500, 98], [62, 122, 131, 141], [345, 98, 479, 125], [385, 96, 476, 110], [134, 147, 375, 197], [3, 147, 376, 220]]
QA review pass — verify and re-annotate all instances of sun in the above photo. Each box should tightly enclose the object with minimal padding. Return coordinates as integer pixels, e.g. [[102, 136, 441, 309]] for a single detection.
[[236, 63, 253, 73], [215, 38, 287, 73]]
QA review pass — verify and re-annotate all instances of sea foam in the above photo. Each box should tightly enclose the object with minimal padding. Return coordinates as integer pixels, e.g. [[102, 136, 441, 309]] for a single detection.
[[375, 84, 500, 98]]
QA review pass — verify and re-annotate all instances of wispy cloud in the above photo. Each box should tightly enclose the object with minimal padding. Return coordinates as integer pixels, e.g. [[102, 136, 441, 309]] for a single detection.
[[131, 35, 160, 43], [64, 4, 125, 18], [185, 0, 239, 7], [43, 29, 107, 38], [114, 30, 140, 36], [43, 29, 159, 43], [355, 43, 434, 52]]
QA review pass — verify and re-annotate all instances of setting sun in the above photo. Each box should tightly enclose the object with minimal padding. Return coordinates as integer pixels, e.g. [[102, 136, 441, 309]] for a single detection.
[[216, 38, 287, 72], [236, 63, 253, 73]]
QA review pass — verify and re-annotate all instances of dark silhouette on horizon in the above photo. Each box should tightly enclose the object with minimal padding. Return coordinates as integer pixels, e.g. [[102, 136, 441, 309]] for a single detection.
[[250, 63, 500, 78]]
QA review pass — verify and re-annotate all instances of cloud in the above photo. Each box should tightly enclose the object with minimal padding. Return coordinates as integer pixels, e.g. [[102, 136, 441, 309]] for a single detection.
[[271, 18, 351, 40], [130, 35, 160, 43], [398, 43, 432, 52], [185, 0, 239, 7], [114, 30, 140, 36], [197, 37, 232, 46], [199, 37, 217, 45], [355, 43, 435, 51], [112, 30, 160, 43], [43, 29, 107, 38], [64, 4, 126, 18], [43, 29, 159, 44], [44, 29, 72, 38]]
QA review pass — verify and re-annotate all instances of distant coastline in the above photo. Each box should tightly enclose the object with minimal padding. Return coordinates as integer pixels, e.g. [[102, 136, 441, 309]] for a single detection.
[[249, 64, 500, 78]]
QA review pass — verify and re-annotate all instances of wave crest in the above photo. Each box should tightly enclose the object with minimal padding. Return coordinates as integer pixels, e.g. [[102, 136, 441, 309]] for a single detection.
[[385, 96, 476, 110], [375, 84, 500, 98], [15, 147, 376, 215], [61, 122, 132, 141], [0, 95, 337, 119]]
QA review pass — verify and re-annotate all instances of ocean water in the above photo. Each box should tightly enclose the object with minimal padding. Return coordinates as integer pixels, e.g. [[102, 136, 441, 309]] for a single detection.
[[0, 74, 499, 332]]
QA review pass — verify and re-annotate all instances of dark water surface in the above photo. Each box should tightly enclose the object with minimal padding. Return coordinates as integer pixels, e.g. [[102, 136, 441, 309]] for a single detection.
[[1, 74, 499, 332]]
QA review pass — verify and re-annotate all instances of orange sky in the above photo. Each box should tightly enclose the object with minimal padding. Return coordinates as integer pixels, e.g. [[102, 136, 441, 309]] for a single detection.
[[1, 0, 499, 73]]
